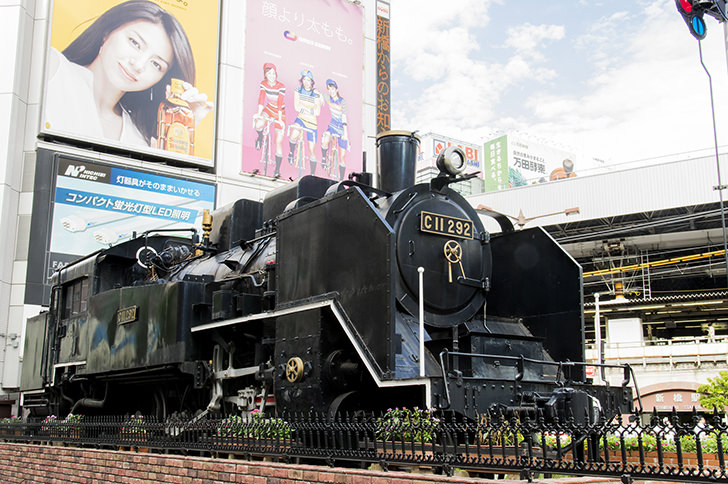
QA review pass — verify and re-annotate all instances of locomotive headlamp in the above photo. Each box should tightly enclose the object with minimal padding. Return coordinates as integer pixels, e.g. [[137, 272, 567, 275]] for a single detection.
[[436, 146, 467, 176]]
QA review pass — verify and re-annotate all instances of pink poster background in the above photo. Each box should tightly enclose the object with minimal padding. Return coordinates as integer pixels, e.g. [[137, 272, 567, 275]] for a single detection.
[[241, 0, 363, 180]]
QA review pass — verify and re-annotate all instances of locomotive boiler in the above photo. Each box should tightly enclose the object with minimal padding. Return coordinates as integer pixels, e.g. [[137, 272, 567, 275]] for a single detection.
[[20, 131, 634, 422]]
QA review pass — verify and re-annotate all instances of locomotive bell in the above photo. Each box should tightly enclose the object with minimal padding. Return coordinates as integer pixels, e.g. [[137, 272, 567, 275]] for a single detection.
[[376, 130, 420, 193]]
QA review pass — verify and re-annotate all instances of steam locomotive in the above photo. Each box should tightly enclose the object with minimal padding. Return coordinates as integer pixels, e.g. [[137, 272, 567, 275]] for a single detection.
[[20, 131, 633, 422]]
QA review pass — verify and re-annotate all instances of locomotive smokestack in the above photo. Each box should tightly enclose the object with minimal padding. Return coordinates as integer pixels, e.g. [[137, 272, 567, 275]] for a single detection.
[[376, 130, 420, 193]]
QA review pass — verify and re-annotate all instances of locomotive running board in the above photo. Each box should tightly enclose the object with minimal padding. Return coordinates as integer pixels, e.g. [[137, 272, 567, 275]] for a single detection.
[[191, 298, 336, 333], [191, 296, 432, 408]]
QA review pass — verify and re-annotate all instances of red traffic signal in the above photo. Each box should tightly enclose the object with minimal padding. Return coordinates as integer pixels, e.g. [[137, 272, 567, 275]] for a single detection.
[[676, 0, 707, 39]]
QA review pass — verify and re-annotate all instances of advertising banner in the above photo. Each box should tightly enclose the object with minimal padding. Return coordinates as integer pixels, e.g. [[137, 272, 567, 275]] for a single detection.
[[483, 135, 508, 192], [41, 0, 220, 167], [240, 0, 364, 182], [483, 134, 578, 192], [51, 157, 214, 265], [24, 150, 216, 305], [376, 0, 391, 134]]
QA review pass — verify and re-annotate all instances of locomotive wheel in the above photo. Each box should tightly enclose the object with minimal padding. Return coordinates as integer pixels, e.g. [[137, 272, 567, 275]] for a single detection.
[[327, 391, 360, 420], [285, 357, 305, 382]]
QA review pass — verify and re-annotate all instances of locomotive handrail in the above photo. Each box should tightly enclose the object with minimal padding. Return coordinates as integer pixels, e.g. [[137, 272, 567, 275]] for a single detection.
[[440, 349, 635, 389], [324, 179, 391, 200]]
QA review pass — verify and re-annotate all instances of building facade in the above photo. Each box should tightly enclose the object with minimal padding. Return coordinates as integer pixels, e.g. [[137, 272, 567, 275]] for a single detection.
[[0, 0, 385, 416]]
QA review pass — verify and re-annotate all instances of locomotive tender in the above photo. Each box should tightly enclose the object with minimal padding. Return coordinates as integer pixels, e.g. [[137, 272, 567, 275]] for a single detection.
[[21, 131, 633, 422]]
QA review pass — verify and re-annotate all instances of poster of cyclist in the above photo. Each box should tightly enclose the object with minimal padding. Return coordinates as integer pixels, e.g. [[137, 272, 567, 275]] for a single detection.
[[241, 0, 363, 181]]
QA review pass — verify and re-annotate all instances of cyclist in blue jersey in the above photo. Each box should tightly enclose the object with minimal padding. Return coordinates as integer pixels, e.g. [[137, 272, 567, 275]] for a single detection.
[[288, 70, 323, 175]]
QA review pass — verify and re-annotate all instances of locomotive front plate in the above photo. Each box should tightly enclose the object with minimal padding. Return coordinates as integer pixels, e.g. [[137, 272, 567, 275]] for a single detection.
[[420, 211, 474, 240]]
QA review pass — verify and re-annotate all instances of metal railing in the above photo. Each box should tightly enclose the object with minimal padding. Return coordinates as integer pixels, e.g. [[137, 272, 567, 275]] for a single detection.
[[1, 408, 726, 483]]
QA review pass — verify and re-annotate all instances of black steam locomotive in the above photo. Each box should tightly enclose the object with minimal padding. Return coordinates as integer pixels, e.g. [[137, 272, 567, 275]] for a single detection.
[[20, 132, 633, 423]]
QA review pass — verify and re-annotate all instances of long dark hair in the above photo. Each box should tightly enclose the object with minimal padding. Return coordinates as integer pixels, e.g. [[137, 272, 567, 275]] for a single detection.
[[63, 0, 195, 143]]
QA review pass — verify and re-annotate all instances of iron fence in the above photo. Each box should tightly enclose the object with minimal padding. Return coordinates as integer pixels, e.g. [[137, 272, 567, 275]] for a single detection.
[[1, 408, 726, 483]]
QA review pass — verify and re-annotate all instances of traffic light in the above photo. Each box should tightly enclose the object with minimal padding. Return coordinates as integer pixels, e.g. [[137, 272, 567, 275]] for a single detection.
[[676, 0, 707, 40]]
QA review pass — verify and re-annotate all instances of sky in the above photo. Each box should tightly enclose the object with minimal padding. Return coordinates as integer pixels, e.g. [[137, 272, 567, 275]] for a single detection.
[[389, 0, 728, 169]]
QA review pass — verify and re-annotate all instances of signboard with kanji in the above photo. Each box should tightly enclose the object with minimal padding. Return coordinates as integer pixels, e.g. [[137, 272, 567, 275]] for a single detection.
[[25, 149, 215, 305]]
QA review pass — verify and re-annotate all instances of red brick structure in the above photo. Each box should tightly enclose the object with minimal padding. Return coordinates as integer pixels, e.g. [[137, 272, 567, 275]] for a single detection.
[[0, 442, 668, 484]]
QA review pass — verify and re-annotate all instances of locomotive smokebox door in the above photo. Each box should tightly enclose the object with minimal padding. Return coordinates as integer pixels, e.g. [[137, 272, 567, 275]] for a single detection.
[[386, 183, 491, 329]]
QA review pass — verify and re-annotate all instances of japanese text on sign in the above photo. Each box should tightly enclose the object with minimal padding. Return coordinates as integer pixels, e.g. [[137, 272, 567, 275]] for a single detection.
[[261, 1, 353, 44], [376, 11, 391, 133], [114, 175, 202, 198], [57, 188, 196, 222]]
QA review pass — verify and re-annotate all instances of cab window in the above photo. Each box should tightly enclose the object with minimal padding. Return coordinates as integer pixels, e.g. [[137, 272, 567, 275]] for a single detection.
[[62, 278, 88, 319]]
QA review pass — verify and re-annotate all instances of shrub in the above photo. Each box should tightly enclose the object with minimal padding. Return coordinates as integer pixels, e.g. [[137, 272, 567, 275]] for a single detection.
[[41, 415, 58, 432], [375, 407, 440, 443], [216, 410, 291, 439], [121, 414, 147, 437]]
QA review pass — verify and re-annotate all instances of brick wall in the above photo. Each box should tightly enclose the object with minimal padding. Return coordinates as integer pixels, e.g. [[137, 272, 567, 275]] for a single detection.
[[0, 442, 644, 484]]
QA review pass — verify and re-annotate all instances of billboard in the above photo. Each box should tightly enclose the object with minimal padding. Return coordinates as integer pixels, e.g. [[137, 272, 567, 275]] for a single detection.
[[25, 149, 215, 305], [376, 0, 391, 134], [483, 134, 578, 192], [240, 0, 364, 181], [40, 0, 220, 168], [483, 135, 508, 191], [417, 133, 482, 176]]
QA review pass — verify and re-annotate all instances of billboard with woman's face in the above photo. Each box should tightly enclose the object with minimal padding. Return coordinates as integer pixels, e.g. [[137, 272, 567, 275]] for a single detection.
[[41, 0, 219, 168], [240, 0, 364, 181]]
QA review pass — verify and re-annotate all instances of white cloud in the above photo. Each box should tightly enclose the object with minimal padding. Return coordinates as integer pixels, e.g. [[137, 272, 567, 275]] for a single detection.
[[391, 0, 728, 165], [521, 2, 728, 163], [504, 23, 566, 60], [391, 1, 560, 140]]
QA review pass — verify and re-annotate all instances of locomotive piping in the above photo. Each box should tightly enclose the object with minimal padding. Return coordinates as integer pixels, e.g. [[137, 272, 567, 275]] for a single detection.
[[70, 382, 108, 413]]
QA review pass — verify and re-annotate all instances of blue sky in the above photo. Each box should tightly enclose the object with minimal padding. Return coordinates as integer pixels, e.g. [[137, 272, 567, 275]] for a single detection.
[[390, 0, 728, 167]]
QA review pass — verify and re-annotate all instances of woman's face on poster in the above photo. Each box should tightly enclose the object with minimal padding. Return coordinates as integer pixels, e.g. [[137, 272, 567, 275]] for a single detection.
[[97, 19, 174, 93], [265, 68, 277, 84]]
